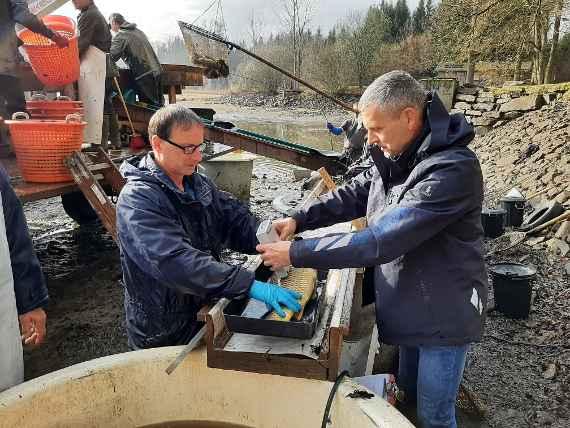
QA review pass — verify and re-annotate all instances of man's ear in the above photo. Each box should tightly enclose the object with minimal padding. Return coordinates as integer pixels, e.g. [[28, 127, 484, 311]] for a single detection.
[[402, 107, 421, 131], [150, 134, 161, 152]]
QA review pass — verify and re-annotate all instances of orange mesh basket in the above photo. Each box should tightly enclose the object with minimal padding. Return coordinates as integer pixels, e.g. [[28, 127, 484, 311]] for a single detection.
[[27, 95, 83, 120], [6, 112, 86, 183], [17, 16, 79, 87]]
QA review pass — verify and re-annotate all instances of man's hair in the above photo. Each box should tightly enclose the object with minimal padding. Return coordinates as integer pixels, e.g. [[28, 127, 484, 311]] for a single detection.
[[148, 104, 203, 140], [109, 13, 126, 25], [358, 70, 427, 113]]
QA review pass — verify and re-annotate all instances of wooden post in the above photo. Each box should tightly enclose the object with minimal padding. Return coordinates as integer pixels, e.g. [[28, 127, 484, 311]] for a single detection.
[[168, 85, 177, 104]]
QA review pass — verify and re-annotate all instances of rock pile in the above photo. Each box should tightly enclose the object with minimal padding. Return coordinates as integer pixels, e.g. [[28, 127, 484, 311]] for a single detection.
[[465, 99, 570, 428], [220, 93, 357, 115], [452, 84, 570, 136], [470, 102, 570, 254]]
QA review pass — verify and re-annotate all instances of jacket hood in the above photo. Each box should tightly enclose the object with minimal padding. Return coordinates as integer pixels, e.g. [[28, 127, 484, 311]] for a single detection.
[[120, 153, 212, 205], [422, 91, 474, 154], [120, 22, 137, 30]]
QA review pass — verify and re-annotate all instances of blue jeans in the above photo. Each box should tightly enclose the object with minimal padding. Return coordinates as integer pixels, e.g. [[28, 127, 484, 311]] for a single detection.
[[398, 345, 469, 428]]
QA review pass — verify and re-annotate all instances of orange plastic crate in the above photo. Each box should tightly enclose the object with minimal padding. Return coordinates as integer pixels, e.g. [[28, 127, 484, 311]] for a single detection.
[[6, 114, 86, 183], [18, 16, 79, 87]]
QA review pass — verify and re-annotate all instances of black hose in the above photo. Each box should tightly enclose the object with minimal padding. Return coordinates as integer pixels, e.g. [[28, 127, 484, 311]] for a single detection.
[[321, 370, 349, 428]]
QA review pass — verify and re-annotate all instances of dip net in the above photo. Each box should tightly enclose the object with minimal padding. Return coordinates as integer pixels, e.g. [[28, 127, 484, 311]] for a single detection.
[[178, 20, 230, 79]]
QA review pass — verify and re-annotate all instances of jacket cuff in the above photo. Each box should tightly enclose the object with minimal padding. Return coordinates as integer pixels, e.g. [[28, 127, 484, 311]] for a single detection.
[[221, 267, 255, 299], [17, 294, 49, 316], [292, 210, 308, 233]]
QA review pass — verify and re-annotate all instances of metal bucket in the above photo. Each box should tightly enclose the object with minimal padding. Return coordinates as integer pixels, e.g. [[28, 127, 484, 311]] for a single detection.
[[481, 208, 506, 238], [489, 263, 537, 319], [500, 196, 525, 228]]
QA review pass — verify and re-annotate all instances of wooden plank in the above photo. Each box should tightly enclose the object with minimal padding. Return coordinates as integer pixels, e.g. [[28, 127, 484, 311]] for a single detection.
[[66, 151, 118, 240], [168, 86, 177, 104], [318, 167, 366, 231], [207, 350, 328, 381], [87, 148, 126, 194], [1, 154, 78, 202], [207, 298, 230, 340]]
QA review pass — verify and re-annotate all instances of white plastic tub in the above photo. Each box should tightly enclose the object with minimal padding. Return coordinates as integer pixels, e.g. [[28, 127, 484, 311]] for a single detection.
[[0, 346, 413, 428]]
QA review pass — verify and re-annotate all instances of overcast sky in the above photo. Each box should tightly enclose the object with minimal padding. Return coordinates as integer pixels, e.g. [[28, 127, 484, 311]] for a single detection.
[[55, 0, 420, 42]]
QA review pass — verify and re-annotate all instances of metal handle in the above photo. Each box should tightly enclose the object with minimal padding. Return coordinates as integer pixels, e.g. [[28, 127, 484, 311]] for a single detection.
[[11, 112, 30, 120], [65, 113, 82, 123], [55, 95, 72, 101], [165, 325, 206, 375]]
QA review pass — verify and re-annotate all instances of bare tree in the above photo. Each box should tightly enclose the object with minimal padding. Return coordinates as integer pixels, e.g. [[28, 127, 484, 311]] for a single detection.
[[340, 11, 385, 89], [278, 0, 314, 89], [545, 0, 563, 83], [433, 0, 568, 85], [247, 9, 265, 52]]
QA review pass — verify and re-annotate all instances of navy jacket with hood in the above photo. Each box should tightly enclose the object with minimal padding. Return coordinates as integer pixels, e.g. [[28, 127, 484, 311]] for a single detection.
[[290, 93, 488, 346], [0, 166, 48, 315], [116, 154, 260, 349]]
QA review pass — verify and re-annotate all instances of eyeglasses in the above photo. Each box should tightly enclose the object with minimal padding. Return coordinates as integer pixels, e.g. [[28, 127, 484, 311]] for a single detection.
[[161, 137, 207, 155]]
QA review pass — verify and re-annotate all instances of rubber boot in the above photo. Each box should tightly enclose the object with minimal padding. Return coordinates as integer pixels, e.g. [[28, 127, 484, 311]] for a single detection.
[[108, 113, 121, 149]]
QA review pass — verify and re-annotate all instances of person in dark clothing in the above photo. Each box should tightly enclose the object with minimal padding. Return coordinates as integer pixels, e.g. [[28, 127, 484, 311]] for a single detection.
[[257, 71, 487, 428], [0, 0, 68, 119], [0, 166, 48, 391], [72, 0, 111, 58], [116, 105, 300, 350], [72, 0, 119, 149], [328, 113, 372, 178], [109, 13, 164, 107]]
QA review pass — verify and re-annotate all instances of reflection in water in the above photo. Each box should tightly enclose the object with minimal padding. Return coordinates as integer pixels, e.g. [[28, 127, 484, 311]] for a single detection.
[[233, 120, 344, 153]]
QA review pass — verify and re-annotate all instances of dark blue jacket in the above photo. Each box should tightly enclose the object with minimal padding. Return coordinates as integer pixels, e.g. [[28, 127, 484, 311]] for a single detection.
[[116, 154, 259, 349], [0, 166, 48, 314], [290, 93, 488, 346]]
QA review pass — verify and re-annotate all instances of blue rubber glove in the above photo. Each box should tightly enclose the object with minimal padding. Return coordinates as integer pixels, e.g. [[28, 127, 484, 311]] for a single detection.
[[326, 122, 343, 136], [249, 280, 302, 318]]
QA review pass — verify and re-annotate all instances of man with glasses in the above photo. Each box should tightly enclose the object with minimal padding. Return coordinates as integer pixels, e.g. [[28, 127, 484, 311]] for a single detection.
[[116, 104, 301, 349]]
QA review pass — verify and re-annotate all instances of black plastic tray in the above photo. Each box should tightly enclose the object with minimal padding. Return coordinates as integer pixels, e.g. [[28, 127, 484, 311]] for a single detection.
[[224, 284, 323, 339]]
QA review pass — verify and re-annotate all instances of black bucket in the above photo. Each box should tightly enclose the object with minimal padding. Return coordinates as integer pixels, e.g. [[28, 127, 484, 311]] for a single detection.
[[500, 197, 525, 228], [489, 263, 537, 319], [481, 208, 506, 238]]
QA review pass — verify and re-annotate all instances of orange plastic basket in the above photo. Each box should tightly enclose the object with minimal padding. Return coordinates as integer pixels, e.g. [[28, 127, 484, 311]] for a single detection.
[[28, 107, 84, 120], [27, 95, 83, 120], [6, 112, 86, 183], [17, 16, 79, 87]]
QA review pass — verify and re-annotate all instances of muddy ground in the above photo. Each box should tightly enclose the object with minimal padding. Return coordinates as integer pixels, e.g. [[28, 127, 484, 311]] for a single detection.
[[20, 90, 569, 428]]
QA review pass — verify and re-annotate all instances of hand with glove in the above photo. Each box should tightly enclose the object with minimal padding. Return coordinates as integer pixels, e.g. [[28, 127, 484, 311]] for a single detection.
[[249, 280, 301, 318], [50, 32, 69, 48], [326, 121, 343, 136]]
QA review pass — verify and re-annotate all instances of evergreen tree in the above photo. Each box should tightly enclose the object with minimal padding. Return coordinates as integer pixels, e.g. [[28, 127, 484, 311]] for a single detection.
[[413, 0, 426, 34], [425, 0, 434, 28], [394, 0, 411, 40], [379, 0, 398, 42], [327, 28, 336, 44]]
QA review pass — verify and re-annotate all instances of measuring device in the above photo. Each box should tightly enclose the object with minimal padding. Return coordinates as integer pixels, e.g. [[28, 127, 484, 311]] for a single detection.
[[256, 219, 290, 282]]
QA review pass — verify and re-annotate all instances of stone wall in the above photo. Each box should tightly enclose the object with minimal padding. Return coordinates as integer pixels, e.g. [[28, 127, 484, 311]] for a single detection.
[[451, 84, 570, 136]]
